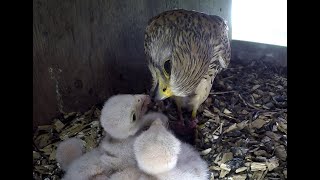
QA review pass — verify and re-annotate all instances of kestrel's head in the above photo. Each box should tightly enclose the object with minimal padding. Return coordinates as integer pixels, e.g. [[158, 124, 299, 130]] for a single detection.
[[144, 9, 230, 100]]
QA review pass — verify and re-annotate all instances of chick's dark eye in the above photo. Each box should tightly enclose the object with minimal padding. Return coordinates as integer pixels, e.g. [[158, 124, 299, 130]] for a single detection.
[[132, 113, 136, 122], [164, 60, 171, 75]]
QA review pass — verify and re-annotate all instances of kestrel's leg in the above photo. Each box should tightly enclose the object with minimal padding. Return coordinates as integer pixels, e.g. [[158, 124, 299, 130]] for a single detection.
[[171, 96, 188, 135], [190, 108, 199, 128], [189, 106, 200, 141], [174, 96, 184, 123]]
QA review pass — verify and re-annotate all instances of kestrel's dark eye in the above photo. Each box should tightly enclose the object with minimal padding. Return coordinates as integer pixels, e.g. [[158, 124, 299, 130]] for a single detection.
[[132, 113, 136, 122], [164, 60, 171, 76]]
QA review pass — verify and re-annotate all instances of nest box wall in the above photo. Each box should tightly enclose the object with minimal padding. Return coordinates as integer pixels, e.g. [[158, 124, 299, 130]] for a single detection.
[[231, 40, 287, 67], [33, 0, 232, 128]]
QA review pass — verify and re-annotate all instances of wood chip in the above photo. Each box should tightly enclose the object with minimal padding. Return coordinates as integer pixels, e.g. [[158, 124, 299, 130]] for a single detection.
[[221, 152, 233, 164], [37, 125, 52, 131], [251, 118, 268, 129], [214, 153, 223, 165], [203, 109, 216, 119], [33, 151, 41, 160], [235, 167, 248, 173], [53, 119, 65, 132], [276, 121, 287, 134], [220, 163, 231, 171], [245, 162, 251, 167], [219, 169, 230, 178], [64, 112, 76, 119], [201, 148, 212, 155], [266, 157, 279, 171], [213, 135, 219, 140], [251, 162, 267, 171], [223, 108, 232, 114], [241, 109, 249, 115], [236, 120, 249, 130], [252, 85, 261, 91], [253, 150, 268, 157], [232, 174, 247, 180], [266, 131, 282, 141], [40, 144, 57, 156], [252, 93, 260, 99], [49, 148, 56, 161], [59, 119, 87, 140], [90, 120, 100, 128], [210, 173, 215, 180], [84, 135, 97, 151], [34, 134, 53, 149], [283, 169, 287, 178], [34, 165, 53, 174], [252, 170, 267, 180], [261, 136, 271, 143], [231, 147, 249, 158], [223, 123, 238, 133], [275, 145, 287, 161], [209, 166, 221, 171]]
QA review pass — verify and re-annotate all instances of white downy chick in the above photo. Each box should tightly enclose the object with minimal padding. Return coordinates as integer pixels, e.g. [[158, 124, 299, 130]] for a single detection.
[[107, 113, 170, 180], [99, 94, 153, 170], [60, 94, 151, 180], [55, 137, 84, 171], [109, 167, 155, 180], [134, 119, 181, 175], [100, 94, 151, 139], [61, 148, 111, 180], [134, 117, 209, 180], [99, 112, 170, 170], [155, 143, 209, 180]]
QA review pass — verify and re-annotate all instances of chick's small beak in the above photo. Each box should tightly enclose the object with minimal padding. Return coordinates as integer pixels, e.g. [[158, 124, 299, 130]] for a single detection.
[[141, 95, 151, 117]]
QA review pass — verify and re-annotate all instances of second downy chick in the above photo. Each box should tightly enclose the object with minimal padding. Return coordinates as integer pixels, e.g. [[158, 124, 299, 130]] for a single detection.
[[56, 137, 85, 171], [134, 116, 209, 180], [108, 112, 170, 180]]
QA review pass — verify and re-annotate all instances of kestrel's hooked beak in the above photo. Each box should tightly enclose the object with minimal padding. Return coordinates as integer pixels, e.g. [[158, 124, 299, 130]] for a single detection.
[[154, 77, 173, 101]]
